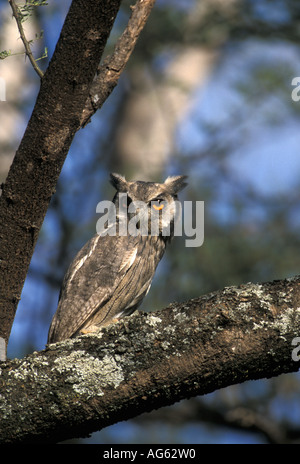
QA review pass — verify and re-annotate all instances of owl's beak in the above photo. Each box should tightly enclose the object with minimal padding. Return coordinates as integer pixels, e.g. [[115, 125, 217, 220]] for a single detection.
[[153, 204, 164, 211]]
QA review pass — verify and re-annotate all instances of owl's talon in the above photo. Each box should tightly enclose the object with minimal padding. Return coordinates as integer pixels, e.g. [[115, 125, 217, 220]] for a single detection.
[[80, 325, 99, 335], [80, 318, 120, 336]]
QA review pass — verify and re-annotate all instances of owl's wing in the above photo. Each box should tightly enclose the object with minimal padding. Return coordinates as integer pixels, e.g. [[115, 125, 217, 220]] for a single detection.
[[48, 233, 140, 343]]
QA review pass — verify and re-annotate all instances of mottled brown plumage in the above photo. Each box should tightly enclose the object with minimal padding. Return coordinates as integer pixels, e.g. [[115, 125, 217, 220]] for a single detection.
[[48, 173, 187, 343]]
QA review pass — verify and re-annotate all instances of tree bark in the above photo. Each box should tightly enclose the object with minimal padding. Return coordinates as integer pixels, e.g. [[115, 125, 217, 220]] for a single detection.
[[1, 277, 300, 443]]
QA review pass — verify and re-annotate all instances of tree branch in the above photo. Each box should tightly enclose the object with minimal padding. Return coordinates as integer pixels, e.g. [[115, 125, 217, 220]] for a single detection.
[[80, 0, 156, 127], [1, 277, 300, 443], [8, 0, 44, 78]]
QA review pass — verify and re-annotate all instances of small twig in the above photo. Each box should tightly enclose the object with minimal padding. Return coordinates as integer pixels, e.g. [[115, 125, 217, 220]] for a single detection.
[[8, 0, 44, 78], [80, 0, 156, 127]]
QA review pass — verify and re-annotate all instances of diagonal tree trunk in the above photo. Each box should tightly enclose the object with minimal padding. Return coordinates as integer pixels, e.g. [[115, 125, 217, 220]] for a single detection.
[[0, 277, 300, 443]]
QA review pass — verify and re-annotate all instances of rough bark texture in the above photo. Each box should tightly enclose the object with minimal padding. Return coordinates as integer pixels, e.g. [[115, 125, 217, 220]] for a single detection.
[[1, 277, 300, 443]]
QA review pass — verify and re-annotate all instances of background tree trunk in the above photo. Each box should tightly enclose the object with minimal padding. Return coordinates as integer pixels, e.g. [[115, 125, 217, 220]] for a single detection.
[[1, 277, 300, 443]]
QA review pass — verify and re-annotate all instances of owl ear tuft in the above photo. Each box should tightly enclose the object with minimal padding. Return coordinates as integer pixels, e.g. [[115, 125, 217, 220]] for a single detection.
[[164, 175, 188, 194], [110, 173, 129, 192]]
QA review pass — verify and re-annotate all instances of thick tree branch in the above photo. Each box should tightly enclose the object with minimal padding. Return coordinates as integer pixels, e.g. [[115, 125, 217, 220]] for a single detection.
[[1, 277, 300, 444], [80, 0, 156, 127]]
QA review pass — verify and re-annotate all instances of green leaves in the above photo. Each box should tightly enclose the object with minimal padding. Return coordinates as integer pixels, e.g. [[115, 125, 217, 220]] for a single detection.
[[0, 50, 12, 60], [18, 1, 48, 23]]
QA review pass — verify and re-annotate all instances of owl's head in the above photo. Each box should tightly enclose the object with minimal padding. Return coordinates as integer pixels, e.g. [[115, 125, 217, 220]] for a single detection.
[[110, 173, 187, 238]]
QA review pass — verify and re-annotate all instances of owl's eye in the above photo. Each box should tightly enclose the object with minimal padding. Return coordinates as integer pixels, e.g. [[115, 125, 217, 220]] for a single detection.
[[120, 194, 132, 209], [151, 198, 165, 211]]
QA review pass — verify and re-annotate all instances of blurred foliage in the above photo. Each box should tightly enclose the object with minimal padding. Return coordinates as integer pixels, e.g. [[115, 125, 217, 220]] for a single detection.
[[2, 0, 300, 444]]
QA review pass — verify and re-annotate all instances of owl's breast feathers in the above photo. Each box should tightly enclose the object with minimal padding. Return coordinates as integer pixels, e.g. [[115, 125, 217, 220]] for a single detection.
[[47, 234, 166, 343]]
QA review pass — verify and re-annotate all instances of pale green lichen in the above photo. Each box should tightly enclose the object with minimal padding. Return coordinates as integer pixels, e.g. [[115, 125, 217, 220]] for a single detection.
[[273, 307, 298, 342], [7, 355, 50, 382], [252, 285, 274, 310], [52, 351, 124, 398], [173, 310, 189, 323], [252, 320, 269, 331], [160, 341, 170, 350], [146, 315, 162, 327]]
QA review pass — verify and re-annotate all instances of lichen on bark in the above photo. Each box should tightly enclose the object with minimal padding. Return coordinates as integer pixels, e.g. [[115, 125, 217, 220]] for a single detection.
[[0, 277, 300, 443]]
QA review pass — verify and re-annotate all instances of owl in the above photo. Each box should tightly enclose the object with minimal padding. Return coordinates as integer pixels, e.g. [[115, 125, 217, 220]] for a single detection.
[[47, 172, 187, 343]]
